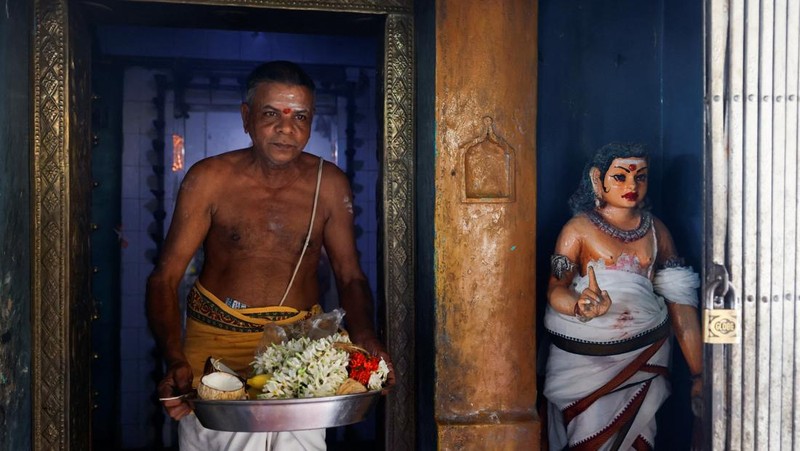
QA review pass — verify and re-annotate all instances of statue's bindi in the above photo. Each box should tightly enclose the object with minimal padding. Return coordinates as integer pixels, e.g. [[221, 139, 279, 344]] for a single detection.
[[628, 164, 637, 171], [282, 108, 292, 114]]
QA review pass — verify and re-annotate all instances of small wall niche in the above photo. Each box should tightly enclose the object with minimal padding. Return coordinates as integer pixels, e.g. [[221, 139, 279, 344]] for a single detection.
[[462, 116, 515, 203]]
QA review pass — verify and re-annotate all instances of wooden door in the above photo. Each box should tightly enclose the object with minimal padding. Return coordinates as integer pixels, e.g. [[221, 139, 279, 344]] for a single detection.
[[705, 0, 800, 448]]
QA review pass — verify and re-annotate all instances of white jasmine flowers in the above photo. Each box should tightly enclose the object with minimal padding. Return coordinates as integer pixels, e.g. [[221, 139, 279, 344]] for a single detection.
[[252, 333, 350, 399], [367, 359, 390, 391]]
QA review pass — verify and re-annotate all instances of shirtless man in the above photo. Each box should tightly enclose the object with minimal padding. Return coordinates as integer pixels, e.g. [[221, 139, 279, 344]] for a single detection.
[[146, 60, 391, 450], [543, 142, 702, 450]]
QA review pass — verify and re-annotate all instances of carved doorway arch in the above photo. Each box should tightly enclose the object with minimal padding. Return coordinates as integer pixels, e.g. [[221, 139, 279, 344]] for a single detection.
[[31, 1, 414, 449]]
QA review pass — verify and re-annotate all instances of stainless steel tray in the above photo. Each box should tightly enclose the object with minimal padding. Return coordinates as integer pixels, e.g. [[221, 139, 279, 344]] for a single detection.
[[191, 390, 382, 432]]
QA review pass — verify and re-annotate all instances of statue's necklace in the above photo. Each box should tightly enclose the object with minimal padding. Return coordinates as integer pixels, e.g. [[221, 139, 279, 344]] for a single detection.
[[587, 210, 652, 243]]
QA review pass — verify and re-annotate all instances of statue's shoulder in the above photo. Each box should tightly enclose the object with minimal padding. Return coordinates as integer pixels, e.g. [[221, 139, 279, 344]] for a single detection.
[[649, 214, 677, 245], [556, 214, 592, 240], [566, 213, 593, 230]]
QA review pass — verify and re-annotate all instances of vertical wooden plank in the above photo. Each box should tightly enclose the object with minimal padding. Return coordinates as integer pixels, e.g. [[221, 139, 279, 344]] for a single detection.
[[741, 0, 761, 448], [726, 0, 745, 448], [771, 1, 795, 448], [707, 0, 728, 266], [705, 1, 730, 448], [757, 0, 775, 448], [787, 0, 800, 446]]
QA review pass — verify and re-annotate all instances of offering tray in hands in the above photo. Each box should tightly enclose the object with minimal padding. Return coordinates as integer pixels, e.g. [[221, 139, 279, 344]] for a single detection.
[[191, 390, 382, 432]]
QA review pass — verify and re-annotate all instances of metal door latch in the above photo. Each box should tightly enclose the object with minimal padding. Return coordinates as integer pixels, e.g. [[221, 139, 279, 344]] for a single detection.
[[702, 263, 739, 344]]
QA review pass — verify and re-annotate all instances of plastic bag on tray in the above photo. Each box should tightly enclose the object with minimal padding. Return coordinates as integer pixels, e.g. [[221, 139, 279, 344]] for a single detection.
[[254, 308, 346, 356]]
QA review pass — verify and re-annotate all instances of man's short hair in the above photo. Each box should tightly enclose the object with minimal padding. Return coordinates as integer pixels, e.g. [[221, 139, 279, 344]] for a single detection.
[[244, 61, 316, 105]]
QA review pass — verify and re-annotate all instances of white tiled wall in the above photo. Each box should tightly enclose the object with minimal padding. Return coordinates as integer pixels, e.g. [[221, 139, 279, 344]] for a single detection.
[[114, 30, 379, 448], [120, 66, 164, 449]]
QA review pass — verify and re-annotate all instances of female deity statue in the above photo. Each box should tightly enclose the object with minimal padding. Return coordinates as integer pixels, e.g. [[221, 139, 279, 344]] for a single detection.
[[543, 142, 702, 450]]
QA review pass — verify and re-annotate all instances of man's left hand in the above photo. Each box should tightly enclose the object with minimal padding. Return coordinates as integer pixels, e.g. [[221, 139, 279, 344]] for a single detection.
[[354, 335, 395, 393]]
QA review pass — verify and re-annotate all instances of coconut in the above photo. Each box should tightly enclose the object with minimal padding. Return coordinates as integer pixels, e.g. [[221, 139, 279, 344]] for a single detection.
[[204, 357, 241, 378], [197, 371, 246, 400]]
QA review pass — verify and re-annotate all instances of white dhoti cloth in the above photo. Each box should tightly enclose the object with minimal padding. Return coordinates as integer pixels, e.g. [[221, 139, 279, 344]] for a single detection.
[[544, 265, 698, 450], [179, 413, 326, 450]]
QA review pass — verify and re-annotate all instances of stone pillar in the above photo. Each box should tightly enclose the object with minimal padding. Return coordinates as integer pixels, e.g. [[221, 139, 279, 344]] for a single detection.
[[434, 0, 540, 449]]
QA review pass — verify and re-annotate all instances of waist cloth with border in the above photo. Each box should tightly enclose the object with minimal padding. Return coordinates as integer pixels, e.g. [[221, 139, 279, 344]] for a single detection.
[[184, 281, 323, 387]]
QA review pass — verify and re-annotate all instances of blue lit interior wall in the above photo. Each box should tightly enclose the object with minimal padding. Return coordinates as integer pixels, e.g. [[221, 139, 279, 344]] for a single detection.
[[536, 1, 703, 449], [0, 0, 32, 450]]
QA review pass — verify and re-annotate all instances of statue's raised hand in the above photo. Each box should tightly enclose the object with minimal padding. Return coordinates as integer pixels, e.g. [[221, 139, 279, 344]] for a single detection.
[[575, 266, 613, 321]]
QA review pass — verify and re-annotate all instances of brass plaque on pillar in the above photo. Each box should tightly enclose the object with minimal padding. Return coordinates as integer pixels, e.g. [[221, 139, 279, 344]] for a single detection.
[[462, 117, 515, 203]]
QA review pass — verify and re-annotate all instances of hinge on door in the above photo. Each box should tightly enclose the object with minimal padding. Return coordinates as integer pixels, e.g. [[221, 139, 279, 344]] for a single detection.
[[702, 263, 739, 344]]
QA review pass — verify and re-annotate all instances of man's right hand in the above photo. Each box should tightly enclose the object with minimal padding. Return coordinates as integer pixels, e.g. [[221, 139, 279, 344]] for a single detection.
[[158, 360, 194, 421]]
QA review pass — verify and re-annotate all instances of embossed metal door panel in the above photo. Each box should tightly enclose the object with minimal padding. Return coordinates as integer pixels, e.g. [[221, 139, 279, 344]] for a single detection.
[[32, 0, 94, 449]]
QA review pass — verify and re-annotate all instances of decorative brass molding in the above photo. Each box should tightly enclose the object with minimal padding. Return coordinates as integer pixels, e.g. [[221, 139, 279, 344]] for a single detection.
[[33, 0, 68, 449], [383, 12, 415, 451], [32, 1, 415, 450], [129, 0, 412, 13]]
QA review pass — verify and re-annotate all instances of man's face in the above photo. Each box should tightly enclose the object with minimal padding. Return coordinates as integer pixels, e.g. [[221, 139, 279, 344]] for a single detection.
[[598, 157, 648, 209], [241, 81, 314, 166]]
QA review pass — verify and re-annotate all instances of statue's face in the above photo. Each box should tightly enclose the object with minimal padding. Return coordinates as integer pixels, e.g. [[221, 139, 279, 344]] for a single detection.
[[595, 157, 648, 209]]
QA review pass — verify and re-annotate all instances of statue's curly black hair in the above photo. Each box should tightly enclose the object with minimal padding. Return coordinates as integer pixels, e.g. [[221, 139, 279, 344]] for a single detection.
[[567, 142, 650, 215]]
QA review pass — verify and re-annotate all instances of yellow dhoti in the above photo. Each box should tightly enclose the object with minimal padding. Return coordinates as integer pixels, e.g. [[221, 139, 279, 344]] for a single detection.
[[184, 281, 323, 386]]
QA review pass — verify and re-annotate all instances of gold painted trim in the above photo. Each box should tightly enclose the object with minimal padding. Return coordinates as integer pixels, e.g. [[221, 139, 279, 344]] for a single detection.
[[31, 1, 415, 450], [126, 0, 412, 13], [33, 0, 68, 449], [383, 13, 415, 451]]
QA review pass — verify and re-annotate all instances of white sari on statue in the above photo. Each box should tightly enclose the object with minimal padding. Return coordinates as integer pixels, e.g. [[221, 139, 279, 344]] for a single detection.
[[544, 258, 699, 450]]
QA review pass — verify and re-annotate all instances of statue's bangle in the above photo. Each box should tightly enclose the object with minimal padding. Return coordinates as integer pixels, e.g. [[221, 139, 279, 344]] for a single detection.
[[690, 372, 703, 381]]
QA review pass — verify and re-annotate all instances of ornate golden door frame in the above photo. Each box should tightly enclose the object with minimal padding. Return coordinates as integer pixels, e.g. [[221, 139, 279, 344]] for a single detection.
[[31, 1, 414, 450]]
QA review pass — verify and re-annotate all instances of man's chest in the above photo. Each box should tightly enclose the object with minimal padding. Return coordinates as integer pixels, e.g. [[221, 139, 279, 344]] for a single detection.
[[208, 191, 324, 253]]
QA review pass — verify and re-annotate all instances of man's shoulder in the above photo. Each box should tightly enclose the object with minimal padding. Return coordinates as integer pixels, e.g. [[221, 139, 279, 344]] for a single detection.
[[303, 154, 348, 187]]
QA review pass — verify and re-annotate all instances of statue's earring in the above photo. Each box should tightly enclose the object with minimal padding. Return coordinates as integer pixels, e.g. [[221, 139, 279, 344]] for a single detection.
[[590, 167, 604, 209]]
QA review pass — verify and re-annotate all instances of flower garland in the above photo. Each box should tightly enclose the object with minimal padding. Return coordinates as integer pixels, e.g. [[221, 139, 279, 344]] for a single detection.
[[250, 332, 389, 399]]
